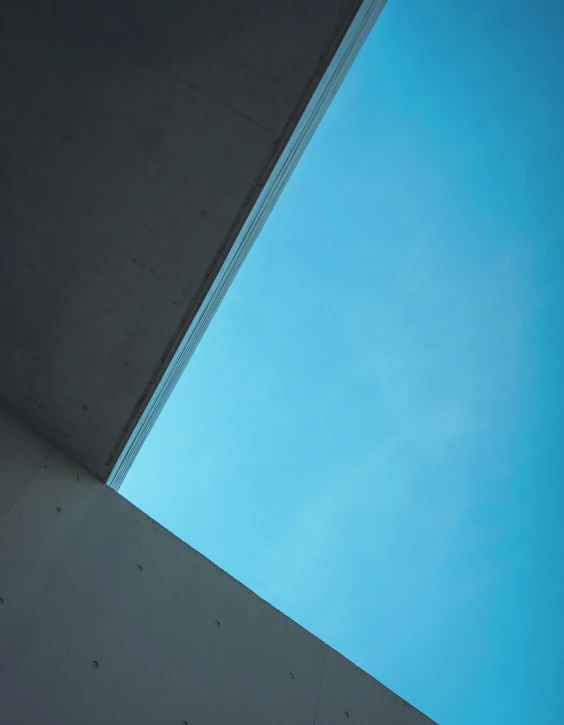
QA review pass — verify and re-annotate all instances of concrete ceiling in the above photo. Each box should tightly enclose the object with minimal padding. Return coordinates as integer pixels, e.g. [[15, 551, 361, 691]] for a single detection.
[[0, 0, 384, 482]]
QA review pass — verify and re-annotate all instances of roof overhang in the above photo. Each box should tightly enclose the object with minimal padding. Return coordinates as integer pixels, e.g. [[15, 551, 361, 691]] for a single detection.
[[0, 0, 386, 484]]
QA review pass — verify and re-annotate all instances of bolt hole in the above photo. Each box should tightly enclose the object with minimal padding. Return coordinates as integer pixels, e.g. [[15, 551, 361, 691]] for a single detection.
[[55, 506, 61, 513], [136, 564, 143, 571], [289, 672, 295, 680], [344, 711, 350, 718], [91, 660, 99, 669], [214, 620, 220, 627], [182, 721, 188, 725], [0, 597, 4, 604]]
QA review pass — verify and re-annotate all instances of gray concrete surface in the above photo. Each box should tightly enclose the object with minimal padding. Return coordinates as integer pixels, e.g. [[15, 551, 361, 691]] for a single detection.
[[0, 407, 437, 724], [0, 0, 383, 481]]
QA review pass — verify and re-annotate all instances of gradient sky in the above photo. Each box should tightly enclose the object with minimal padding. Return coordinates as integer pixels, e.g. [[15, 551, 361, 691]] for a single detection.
[[121, 1, 564, 722]]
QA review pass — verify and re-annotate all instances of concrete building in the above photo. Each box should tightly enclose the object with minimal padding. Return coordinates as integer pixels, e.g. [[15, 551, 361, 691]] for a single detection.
[[0, 1, 436, 722]]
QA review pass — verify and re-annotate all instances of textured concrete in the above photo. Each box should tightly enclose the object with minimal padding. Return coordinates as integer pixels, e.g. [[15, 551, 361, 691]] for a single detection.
[[0, 407, 437, 724], [0, 0, 377, 480]]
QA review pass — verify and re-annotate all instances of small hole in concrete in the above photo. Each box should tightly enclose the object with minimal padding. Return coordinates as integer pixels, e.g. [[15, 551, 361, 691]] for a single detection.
[[136, 564, 143, 571], [214, 620, 220, 627], [55, 506, 61, 513], [344, 711, 350, 718], [289, 672, 295, 680], [0, 597, 4, 604], [91, 661, 99, 669], [182, 721, 188, 725]]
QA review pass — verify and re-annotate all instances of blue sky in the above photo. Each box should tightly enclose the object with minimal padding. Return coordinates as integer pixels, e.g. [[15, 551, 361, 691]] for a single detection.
[[121, 0, 564, 722]]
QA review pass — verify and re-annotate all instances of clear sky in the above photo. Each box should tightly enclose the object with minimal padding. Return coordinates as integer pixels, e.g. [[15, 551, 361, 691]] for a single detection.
[[121, 1, 564, 722]]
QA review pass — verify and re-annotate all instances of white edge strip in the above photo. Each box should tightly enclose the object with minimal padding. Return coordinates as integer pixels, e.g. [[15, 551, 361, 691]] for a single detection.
[[108, 0, 388, 491]]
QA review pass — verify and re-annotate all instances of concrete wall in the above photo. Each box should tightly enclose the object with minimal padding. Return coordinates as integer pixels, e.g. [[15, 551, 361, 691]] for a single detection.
[[0, 407, 436, 725]]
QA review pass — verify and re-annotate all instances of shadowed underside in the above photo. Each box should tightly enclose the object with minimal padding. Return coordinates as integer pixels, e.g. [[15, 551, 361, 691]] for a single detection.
[[0, 0, 384, 481]]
